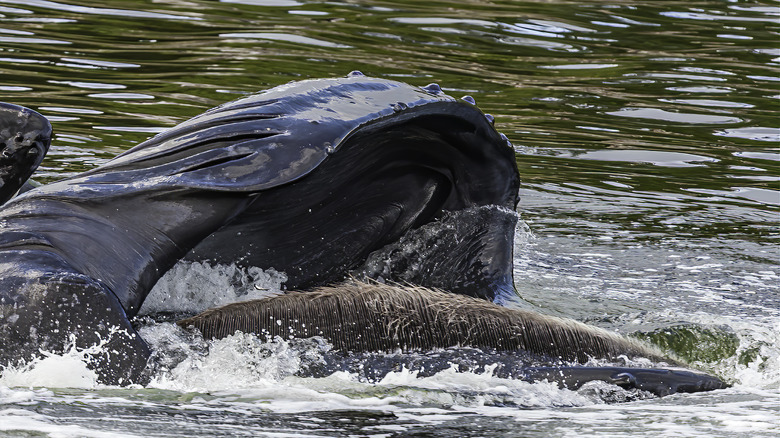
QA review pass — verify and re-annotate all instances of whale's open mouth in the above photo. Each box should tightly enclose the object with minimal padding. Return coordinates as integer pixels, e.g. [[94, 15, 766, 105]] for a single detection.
[[185, 102, 520, 302], [0, 76, 728, 394]]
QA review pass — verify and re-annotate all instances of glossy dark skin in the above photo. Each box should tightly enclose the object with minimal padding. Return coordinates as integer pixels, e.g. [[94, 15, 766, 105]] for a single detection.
[[0, 77, 726, 395], [522, 367, 727, 396], [0, 103, 51, 204], [0, 76, 519, 384], [186, 106, 521, 301]]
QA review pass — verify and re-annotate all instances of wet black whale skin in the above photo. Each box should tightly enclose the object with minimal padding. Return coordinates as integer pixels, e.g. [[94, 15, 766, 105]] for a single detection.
[[0, 77, 727, 396], [0, 76, 519, 384], [0, 103, 51, 204]]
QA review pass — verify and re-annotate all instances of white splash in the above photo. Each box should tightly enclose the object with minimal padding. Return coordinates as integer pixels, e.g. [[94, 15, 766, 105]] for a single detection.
[[140, 261, 287, 315], [704, 315, 780, 390], [142, 323, 327, 393], [0, 335, 104, 389]]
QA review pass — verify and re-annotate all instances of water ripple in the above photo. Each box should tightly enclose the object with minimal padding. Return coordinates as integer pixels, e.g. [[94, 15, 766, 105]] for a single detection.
[[219, 32, 352, 48], [717, 128, 780, 142], [4, 0, 200, 20], [606, 108, 742, 124]]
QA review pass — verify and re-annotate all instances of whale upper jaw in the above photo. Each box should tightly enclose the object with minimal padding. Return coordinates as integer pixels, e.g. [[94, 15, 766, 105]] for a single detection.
[[177, 77, 521, 304]]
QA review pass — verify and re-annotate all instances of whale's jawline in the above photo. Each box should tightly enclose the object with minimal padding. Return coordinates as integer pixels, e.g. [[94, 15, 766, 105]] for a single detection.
[[177, 281, 729, 397]]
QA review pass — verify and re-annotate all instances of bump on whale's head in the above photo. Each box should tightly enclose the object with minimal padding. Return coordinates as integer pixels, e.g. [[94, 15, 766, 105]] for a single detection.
[[0, 103, 52, 203]]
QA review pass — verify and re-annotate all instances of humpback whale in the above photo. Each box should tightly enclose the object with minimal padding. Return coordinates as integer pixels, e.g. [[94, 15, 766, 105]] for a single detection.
[[0, 74, 726, 395]]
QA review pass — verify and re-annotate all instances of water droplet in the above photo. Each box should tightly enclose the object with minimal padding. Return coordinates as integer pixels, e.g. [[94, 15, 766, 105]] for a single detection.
[[347, 70, 364, 77], [499, 133, 512, 146], [461, 95, 476, 105], [422, 83, 442, 94], [391, 102, 408, 112], [485, 114, 495, 124], [325, 142, 336, 154]]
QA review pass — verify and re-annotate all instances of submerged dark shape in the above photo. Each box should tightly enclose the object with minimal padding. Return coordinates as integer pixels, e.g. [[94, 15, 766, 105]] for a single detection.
[[0, 76, 519, 384], [0, 103, 51, 204], [521, 367, 727, 396]]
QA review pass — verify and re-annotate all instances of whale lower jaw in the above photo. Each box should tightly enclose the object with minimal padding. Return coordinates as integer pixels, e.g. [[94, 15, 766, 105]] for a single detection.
[[177, 280, 728, 397]]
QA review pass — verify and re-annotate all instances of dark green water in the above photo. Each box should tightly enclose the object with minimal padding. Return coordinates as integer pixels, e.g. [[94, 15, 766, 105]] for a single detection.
[[0, 0, 778, 437]]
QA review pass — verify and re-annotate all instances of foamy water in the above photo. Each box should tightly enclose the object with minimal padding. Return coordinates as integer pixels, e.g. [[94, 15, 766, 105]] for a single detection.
[[2, 229, 778, 437], [139, 261, 287, 315]]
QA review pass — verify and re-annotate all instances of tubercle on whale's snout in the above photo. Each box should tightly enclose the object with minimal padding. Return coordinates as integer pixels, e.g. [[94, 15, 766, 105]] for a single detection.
[[413, 80, 512, 149], [345, 71, 513, 150]]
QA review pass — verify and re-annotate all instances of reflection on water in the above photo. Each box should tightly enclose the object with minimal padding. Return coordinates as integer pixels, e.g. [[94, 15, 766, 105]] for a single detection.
[[0, 0, 778, 436]]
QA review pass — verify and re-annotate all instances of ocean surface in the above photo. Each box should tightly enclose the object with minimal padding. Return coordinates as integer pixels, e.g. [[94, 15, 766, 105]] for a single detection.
[[0, 0, 778, 436]]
